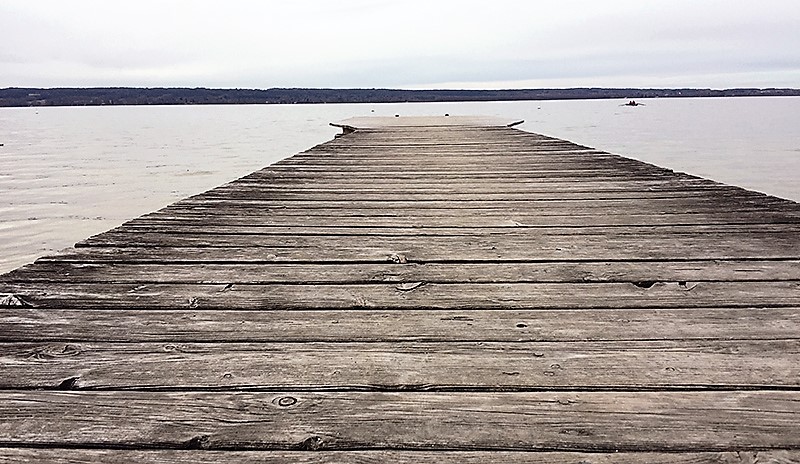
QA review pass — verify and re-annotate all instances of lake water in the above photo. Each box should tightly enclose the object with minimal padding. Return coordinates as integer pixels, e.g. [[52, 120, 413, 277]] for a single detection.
[[1, 97, 799, 273]]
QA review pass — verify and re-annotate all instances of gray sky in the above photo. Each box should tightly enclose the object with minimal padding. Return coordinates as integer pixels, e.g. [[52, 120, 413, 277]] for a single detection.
[[2, 0, 799, 89]]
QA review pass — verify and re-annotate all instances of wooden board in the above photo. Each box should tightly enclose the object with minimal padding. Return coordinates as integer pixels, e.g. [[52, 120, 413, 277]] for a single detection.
[[1, 391, 799, 450], [1, 449, 796, 464], [3, 340, 800, 389], [4, 281, 800, 309], [2, 307, 799, 342], [7, 260, 800, 284]]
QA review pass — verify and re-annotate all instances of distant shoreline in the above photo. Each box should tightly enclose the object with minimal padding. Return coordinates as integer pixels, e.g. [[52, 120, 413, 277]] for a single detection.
[[1, 87, 799, 108]]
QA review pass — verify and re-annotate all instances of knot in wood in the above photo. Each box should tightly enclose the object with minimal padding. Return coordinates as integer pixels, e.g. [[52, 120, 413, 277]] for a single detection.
[[60, 344, 83, 356], [186, 435, 210, 450], [276, 396, 297, 407], [163, 344, 187, 353], [300, 435, 324, 451], [389, 253, 408, 264]]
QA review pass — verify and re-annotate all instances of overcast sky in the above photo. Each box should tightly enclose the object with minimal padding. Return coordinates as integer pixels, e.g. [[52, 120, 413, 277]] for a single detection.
[[2, 0, 799, 89]]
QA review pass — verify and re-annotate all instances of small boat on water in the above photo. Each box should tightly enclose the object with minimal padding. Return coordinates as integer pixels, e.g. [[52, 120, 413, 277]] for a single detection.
[[623, 100, 644, 106]]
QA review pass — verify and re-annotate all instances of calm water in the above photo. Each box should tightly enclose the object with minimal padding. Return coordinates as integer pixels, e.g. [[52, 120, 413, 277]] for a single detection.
[[1, 97, 799, 273]]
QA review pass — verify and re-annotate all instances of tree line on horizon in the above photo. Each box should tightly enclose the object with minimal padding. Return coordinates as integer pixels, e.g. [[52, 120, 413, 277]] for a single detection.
[[1, 87, 798, 107]]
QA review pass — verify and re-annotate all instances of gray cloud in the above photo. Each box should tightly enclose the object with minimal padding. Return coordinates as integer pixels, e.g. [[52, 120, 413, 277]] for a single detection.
[[2, 0, 798, 89]]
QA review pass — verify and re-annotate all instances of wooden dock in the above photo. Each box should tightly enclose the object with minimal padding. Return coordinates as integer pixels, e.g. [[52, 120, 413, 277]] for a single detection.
[[2, 115, 800, 462]]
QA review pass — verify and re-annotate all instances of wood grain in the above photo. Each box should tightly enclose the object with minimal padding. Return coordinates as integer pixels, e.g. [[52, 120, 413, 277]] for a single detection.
[[3, 307, 799, 343], [3, 340, 798, 390], [1, 391, 799, 451], [4, 281, 800, 309], [1, 449, 796, 464], [6, 260, 799, 284]]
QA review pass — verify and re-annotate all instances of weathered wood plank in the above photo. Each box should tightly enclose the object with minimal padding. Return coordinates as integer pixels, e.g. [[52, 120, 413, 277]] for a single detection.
[[6, 260, 799, 284], [205, 178, 733, 191], [315, 141, 593, 148], [3, 340, 799, 390], [75, 231, 800, 256], [45, 234, 800, 262], [2, 449, 795, 464], [104, 224, 800, 240], [151, 203, 791, 217], [2, 307, 799, 343], [271, 166, 668, 174], [193, 185, 761, 199], [1, 391, 798, 450], [170, 191, 738, 202], [190, 190, 771, 204], [245, 171, 675, 181], [209, 178, 713, 191], [211, 178, 716, 189], [171, 190, 760, 201], [170, 195, 780, 210], [3, 281, 800, 310], [155, 191, 797, 209], [278, 157, 640, 167], [126, 212, 800, 228]]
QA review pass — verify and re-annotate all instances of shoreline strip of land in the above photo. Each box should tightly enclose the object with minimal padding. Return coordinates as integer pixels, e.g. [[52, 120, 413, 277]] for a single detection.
[[2, 86, 799, 107]]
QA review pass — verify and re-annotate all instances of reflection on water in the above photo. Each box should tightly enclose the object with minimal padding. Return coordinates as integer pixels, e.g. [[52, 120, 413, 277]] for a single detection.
[[1, 97, 798, 272]]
